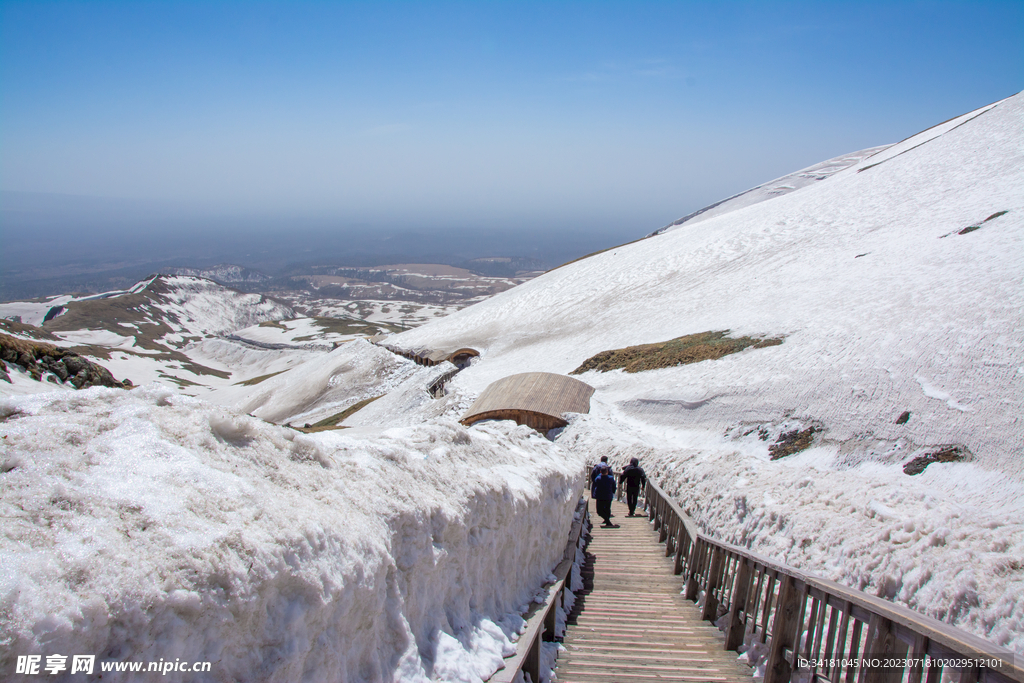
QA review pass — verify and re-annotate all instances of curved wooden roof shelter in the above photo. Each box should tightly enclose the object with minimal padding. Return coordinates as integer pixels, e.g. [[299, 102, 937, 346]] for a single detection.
[[460, 372, 595, 432]]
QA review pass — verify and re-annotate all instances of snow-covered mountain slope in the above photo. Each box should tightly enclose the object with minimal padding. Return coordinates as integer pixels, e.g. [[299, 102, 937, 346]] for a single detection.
[[387, 93, 1024, 649], [0, 276, 414, 397], [656, 144, 891, 233], [394, 92, 1022, 475], [0, 385, 584, 681], [39, 274, 293, 341], [0, 275, 303, 392], [658, 97, 1003, 233]]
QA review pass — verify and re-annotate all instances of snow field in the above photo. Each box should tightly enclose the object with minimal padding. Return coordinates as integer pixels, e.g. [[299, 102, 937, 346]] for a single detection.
[[0, 385, 587, 682]]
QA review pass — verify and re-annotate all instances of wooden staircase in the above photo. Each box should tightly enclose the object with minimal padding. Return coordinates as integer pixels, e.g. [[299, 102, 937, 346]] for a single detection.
[[555, 498, 754, 682]]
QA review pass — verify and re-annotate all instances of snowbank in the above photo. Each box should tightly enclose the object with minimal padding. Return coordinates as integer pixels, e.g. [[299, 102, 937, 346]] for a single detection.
[[558, 413, 1024, 652], [0, 385, 585, 681], [207, 339, 426, 426]]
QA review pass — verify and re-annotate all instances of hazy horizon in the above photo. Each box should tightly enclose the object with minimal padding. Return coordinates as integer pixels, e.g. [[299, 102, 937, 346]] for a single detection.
[[2, 1, 1021, 299]]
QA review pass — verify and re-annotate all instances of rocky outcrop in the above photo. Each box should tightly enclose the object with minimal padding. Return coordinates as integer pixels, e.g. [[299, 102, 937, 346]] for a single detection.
[[0, 333, 128, 389]]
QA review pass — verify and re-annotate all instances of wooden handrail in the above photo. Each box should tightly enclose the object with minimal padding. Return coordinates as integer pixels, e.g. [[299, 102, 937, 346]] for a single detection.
[[488, 494, 589, 683], [643, 478, 1023, 683]]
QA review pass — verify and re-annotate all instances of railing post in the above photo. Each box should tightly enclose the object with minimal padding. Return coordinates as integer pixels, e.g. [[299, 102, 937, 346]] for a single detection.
[[906, 633, 928, 683], [544, 592, 557, 641], [524, 638, 540, 683], [672, 526, 686, 575], [684, 538, 703, 601], [863, 614, 902, 683], [725, 557, 752, 651], [701, 544, 724, 621], [764, 575, 800, 683]]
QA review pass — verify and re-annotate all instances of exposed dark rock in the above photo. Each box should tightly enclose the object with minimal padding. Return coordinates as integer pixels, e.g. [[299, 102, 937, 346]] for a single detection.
[[903, 445, 972, 475], [769, 426, 818, 460], [895, 410, 911, 425], [50, 359, 69, 382], [42, 305, 65, 322], [63, 355, 88, 375], [0, 333, 123, 390]]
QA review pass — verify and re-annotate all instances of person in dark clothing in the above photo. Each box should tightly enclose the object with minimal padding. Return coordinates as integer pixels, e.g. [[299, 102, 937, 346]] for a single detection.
[[591, 464, 617, 527], [618, 457, 647, 517], [590, 455, 609, 486]]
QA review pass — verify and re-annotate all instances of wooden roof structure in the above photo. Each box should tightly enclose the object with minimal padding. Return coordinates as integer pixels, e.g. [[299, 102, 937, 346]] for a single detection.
[[460, 372, 595, 431], [377, 342, 479, 367]]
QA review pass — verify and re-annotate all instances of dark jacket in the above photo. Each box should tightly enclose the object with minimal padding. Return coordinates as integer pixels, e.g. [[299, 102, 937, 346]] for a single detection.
[[619, 465, 647, 491], [590, 462, 608, 486], [592, 473, 616, 501]]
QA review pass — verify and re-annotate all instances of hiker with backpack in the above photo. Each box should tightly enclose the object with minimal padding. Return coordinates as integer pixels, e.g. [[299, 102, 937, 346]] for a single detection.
[[618, 457, 647, 517], [591, 463, 618, 527]]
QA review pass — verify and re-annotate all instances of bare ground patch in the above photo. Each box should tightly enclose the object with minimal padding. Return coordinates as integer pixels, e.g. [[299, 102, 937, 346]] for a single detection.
[[570, 330, 783, 375]]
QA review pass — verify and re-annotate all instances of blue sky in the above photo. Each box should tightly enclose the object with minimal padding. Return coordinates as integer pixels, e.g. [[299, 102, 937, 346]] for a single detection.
[[1, 1, 1021, 237]]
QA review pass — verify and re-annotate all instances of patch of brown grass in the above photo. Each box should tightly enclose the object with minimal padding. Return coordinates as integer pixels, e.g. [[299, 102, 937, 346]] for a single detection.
[[570, 330, 783, 375], [0, 319, 60, 341], [310, 316, 403, 336], [0, 333, 59, 357], [42, 291, 155, 334]]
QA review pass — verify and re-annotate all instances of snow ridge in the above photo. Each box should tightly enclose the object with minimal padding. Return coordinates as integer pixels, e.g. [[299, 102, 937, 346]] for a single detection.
[[0, 386, 585, 682]]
